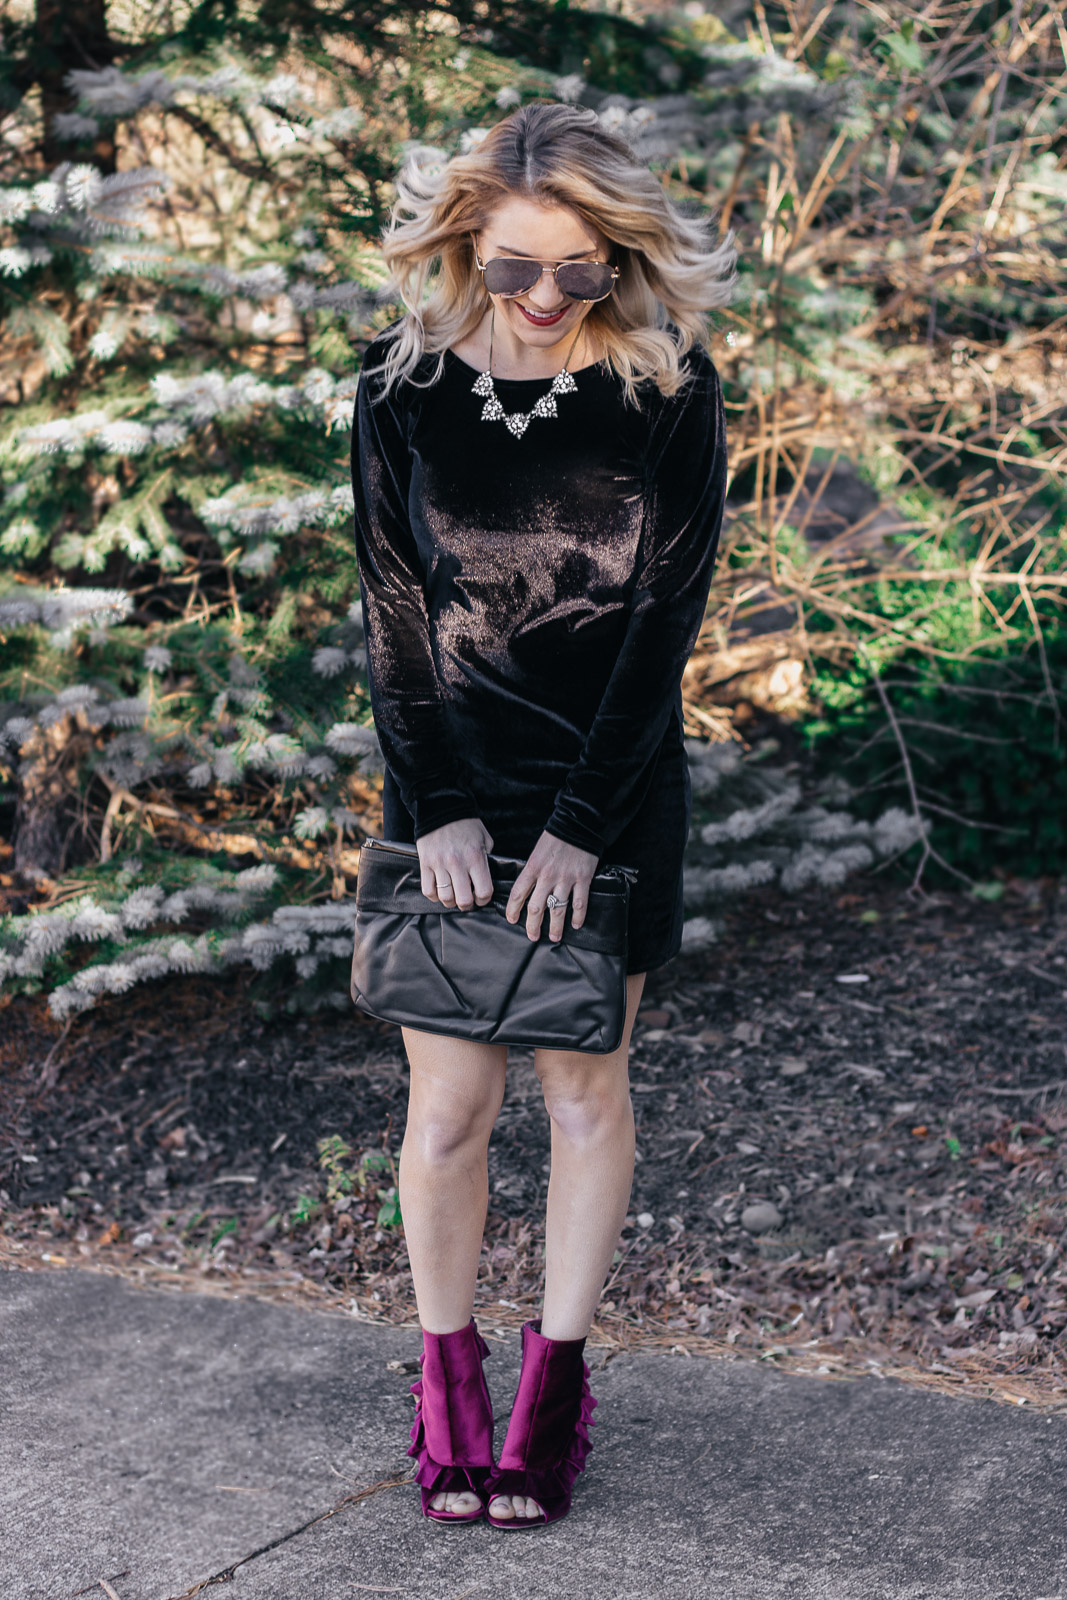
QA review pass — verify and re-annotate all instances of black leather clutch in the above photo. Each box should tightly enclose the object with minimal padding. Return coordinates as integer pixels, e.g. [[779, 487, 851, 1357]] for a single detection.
[[350, 838, 638, 1053]]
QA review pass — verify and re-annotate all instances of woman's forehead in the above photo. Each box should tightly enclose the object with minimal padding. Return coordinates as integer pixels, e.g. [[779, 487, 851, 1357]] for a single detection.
[[481, 196, 602, 254]]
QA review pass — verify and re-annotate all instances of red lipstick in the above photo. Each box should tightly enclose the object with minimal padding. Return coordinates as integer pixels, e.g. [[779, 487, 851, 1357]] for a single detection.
[[518, 304, 568, 327]]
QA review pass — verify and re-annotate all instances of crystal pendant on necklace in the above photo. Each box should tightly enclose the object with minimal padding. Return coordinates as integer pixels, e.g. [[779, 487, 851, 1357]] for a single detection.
[[469, 355, 580, 440], [469, 302, 585, 439]]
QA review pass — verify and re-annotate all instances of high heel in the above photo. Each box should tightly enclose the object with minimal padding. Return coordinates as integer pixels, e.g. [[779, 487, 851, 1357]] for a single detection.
[[407, 1318, 494, 1524], [484, 1320, 596, 1530]]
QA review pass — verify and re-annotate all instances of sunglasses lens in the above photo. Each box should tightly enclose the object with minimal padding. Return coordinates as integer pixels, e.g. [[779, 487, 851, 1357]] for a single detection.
[[482, 259, 543, 296], [481, 258, 617, 300], [556, 263, 615, 301]]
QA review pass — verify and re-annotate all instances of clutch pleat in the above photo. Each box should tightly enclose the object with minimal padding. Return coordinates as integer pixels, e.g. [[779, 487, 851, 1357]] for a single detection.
[[350, 838, 638, 1053]]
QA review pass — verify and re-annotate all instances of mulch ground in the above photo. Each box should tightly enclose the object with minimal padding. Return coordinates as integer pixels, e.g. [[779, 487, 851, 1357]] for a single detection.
[[2, 874, 1065, 1413]]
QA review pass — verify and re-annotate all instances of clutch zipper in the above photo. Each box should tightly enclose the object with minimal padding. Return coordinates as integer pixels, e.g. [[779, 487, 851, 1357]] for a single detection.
[[599, 863, 639, 885]]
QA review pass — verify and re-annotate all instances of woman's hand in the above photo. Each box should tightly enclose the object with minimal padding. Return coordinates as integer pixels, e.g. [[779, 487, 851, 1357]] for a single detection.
[[417, 818, 495, 911], [505, 831, 599, 943]]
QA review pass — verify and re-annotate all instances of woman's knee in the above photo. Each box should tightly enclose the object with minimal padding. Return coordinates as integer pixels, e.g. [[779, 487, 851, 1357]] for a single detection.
[[406, 1079, 503, 1163], [536, 1059, 633, 1146], [403, 1035, 506, 1165]]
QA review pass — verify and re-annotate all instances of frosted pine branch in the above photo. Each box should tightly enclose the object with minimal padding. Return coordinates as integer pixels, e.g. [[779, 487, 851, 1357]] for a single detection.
[[699, 785, 802, 845], [16, 373, 362, 467], [680, 740, 927, 938], [0, 244, 55, 277], [324, 721, 384, 775], [201, 483, 353, 537], [0, 587, 131, 633], [64, 63, 346, 119]]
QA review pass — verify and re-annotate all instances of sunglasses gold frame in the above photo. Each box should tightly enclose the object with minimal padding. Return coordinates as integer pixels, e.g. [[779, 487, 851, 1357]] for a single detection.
[[471, 237, 620, 303]]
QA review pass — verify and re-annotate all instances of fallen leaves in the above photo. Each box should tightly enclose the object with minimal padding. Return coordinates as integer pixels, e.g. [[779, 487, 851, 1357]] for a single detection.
[[2, 880, 1065, 1407]]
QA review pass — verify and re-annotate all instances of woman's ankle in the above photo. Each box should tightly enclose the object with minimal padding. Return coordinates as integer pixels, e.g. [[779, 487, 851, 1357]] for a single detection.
[[537, 1314, 591, 1342], [420, 1314, 477, 1336]]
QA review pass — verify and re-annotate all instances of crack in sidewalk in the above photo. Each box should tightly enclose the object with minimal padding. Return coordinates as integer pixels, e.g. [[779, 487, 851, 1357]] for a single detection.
[[160, 1469, 412, 1599]]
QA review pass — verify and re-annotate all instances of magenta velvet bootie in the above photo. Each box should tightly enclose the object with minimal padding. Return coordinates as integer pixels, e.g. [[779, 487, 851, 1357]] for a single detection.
[[484, 1320, 596, 1530], [407, 1318, 494, 1523]]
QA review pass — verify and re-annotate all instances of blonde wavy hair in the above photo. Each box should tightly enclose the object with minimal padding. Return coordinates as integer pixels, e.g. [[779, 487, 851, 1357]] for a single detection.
[[363, 100, 737, 411]]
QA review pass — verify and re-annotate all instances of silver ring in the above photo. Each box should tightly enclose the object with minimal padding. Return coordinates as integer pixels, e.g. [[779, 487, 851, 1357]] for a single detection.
[[438, 875, 452, 887], [546, 892, 568, 909]]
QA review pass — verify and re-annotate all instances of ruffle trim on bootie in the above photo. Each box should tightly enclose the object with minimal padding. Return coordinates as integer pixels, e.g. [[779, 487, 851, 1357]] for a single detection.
[[484, 1360, 597, 1525], [406, 1324, 495, 1523], [407, 1375, 491, 1503]]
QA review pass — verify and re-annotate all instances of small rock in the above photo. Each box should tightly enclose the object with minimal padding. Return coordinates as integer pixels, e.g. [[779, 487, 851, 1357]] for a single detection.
[[132, 1231, 154, 1248], [636, 1212, 654, 1230], [731, 1020, 763, 1044], [779, 1056, 808, 1077], [741, 1202, 782, 1235]]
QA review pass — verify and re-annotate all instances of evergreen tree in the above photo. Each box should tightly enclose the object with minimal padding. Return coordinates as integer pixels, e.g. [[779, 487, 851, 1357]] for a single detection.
[[2, 1, 1060, 1018]]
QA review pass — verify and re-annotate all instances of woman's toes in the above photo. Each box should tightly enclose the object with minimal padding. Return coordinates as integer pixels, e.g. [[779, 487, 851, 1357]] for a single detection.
[[430, 1489, 480, 1515], [489, 1493, 543, 1520]]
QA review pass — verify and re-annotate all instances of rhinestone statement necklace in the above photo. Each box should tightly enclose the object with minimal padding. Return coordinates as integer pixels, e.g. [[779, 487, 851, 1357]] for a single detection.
[[470, 306, 586, 439]]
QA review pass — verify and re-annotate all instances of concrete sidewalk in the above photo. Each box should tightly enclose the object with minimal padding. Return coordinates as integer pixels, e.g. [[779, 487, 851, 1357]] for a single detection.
[[2, 1270, 1064, 1600]]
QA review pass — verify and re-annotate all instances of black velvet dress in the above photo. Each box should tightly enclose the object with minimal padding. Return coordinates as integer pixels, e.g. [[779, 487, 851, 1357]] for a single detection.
[[350, 320, 727, 975]]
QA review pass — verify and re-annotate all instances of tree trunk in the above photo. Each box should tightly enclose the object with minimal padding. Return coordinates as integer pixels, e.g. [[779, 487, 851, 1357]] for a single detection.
[[14, 719, 75, 883]]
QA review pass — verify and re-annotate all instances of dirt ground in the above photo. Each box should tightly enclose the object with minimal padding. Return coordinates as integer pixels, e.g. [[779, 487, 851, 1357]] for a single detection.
[[2, 874, 1065, 1412]]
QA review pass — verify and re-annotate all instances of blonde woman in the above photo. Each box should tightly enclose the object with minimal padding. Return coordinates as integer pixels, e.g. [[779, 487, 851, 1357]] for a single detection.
[[351, 101, 734, 1530]]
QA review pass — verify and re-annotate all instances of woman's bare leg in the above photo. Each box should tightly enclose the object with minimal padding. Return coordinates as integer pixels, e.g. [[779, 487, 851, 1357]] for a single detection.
[[399, 1026, 508, 1513], [488, 970, 647, 1522]]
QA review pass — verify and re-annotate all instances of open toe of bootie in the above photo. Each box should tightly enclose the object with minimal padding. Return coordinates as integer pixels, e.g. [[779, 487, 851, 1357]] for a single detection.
[[483, 1321, 596, 1532], [421, 1478, 488, 1525], [407, 1320, 495, 1525]]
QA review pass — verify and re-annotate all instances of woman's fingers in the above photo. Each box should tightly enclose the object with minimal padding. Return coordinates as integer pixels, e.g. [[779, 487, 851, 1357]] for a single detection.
[[469, 851, 494, 907], [504, 867, 534, 925], [504, 834, 598, 937], [422, 854, 492, 911], [524, 882, 553, 941], [416, 820, 495, 910], [519, 880, 583, 942], [416, 822, 494, 905]]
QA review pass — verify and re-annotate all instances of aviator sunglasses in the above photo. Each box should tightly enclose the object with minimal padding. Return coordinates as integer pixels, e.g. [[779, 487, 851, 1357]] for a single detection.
[[472, 236, 620, 303]]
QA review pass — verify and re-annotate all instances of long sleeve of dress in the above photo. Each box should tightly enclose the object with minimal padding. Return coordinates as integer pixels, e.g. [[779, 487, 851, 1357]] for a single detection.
[[351, 368, 481, 841], [542, 348, 727, 857]]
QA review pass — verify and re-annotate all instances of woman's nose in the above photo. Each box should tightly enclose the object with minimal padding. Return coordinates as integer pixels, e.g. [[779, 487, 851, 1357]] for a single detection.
[[525, 266, 567, 309]]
